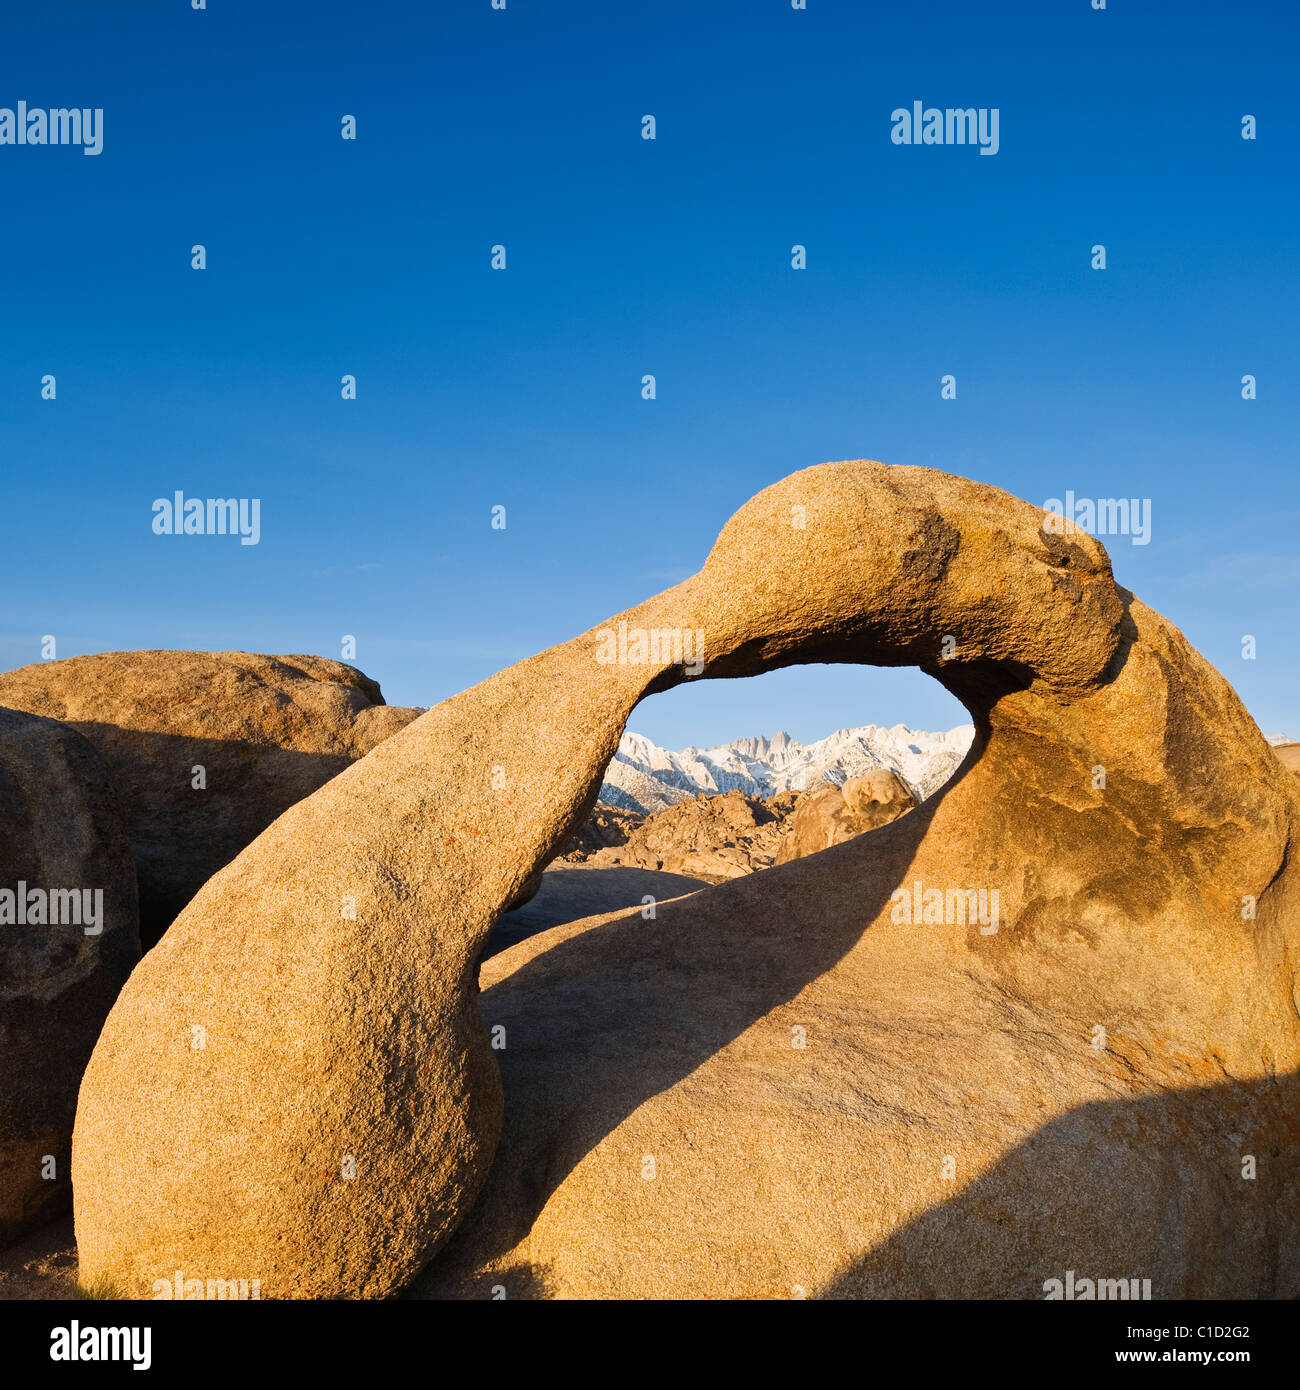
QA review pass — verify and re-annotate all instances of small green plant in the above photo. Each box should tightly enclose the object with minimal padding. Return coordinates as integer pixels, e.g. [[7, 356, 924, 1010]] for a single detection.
[[76, 1273, 127, 1300]]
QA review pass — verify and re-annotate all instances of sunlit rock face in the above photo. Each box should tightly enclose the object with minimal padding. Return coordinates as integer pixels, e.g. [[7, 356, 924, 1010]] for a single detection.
[[772, 768, 918, 866], [71, 461, 1300, 1300]]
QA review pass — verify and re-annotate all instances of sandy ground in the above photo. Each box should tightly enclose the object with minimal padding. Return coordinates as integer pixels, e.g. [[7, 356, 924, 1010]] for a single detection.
[[0, 1216, 78, 1299], [487, 863, 704, 956]]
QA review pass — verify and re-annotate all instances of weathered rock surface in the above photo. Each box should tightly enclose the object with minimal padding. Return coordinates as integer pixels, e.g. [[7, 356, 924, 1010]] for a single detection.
[[583, 789, 797, 880], [0, 652, 421, 941], [773, 769, 916, 866], [566, 776, 912, 881], [557, 806, 646, 860], [0, 709, 138, 1244], [72, 461, 1300, 1299]]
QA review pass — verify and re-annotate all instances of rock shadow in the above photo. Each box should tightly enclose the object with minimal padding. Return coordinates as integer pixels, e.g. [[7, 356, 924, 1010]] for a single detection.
[[63, 724, 362, 946], [816, 1068, 1300, 1299], [487, 866, 710, 959], [415, 718, 987, 1295]]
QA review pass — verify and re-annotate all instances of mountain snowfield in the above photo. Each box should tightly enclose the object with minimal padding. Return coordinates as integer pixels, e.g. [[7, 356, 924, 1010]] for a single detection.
[[599, 723, 977, 815]]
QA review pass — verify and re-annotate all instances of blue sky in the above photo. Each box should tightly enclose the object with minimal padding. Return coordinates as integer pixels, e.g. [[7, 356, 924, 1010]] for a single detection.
[[1, 0, 1295, 748]]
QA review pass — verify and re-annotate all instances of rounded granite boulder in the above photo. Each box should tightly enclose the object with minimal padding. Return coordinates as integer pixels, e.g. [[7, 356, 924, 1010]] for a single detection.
[[0, 707, 139, 1244], [0, 651, 421, 943]]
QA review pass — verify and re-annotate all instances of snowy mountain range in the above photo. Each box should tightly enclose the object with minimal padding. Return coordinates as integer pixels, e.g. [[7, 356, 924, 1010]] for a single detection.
[[599, 723, 977, 815]]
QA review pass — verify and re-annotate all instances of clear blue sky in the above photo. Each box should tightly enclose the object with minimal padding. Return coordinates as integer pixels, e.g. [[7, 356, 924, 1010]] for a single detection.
[[1, 0, 1295, 748]]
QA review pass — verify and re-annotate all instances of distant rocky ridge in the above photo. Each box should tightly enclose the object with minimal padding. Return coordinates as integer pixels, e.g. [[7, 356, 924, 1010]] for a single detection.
[[1267, 734, 1300, 776], [562, 789, 797, 880], [560, 769, 920, 884], [599, 722, 974, 814]]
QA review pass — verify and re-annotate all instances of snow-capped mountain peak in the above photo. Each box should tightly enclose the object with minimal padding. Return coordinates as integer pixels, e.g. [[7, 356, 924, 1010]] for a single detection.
[[599, 722, 975, 815]]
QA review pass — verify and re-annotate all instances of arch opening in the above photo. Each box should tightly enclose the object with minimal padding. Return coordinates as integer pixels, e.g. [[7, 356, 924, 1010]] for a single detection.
[[490, 662, 978, 955]]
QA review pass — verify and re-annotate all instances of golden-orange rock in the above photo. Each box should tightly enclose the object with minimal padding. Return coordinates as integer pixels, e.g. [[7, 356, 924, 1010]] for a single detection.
[[774, 769, 917, 865], [72, 462, 1300, 1299], [0, 651, 420, 941]]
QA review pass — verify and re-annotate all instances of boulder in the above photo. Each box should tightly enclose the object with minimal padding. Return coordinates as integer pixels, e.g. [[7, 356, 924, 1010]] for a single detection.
[[0, 652, 421, 942], [773, 769, 917, 865], [586, 789, 794, 880], [557, 806, 646, 859], [0, 708, 138, 1244], [71, 461, 1300, 1299]]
